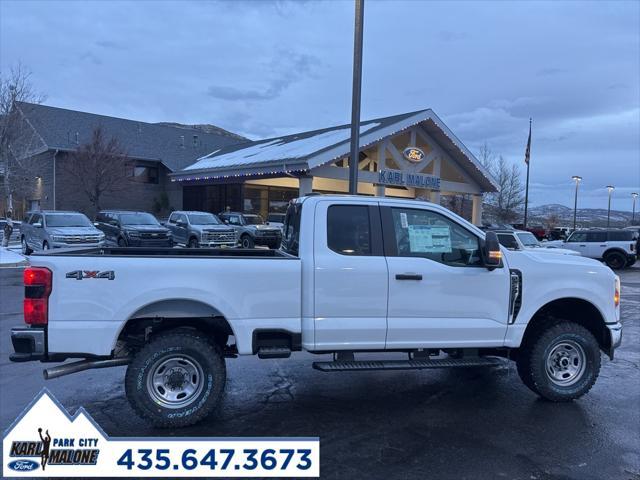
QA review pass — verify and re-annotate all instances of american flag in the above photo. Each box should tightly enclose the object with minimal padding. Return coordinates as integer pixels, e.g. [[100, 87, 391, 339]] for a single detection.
[[524, 118, 532, 165]]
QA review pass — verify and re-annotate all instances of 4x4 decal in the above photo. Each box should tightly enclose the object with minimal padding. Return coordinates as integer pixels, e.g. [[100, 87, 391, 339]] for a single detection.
[[65, 270, 115, 280]]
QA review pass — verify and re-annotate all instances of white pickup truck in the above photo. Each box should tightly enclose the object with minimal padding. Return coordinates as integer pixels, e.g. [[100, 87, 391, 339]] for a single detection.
[[11, 195, 622, 427]]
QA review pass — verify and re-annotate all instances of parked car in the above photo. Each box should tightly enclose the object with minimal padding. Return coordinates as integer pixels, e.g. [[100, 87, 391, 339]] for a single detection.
[[547, 229, 637, 269], [11, 195, 622, 427], [219, 211, 282, 248], [20, 211, 105, 255], [95, 211, 172, 247], [493, 229, 581, 256], [166, 211, 236, 248], [623, 226, 640, 258], [266, 213, 286, 231]]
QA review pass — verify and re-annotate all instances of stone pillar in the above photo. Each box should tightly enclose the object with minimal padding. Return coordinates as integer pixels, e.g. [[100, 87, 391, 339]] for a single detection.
[[472, 194, 483, 225], [430, 190, 441, 205], [298, 176, 313, 196], [375, 184, 385, 197]]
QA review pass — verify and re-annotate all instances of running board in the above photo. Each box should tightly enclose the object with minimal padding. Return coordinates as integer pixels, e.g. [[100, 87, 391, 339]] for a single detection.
[[312, 356, 503, 372], [258, 346, 291, 359]]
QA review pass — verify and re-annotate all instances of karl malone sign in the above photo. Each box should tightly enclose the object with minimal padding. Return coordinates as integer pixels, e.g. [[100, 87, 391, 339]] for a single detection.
[[378, 168, 440, 190]]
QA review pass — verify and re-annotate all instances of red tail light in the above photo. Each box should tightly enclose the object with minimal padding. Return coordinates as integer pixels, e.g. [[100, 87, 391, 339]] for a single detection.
[[24, 267, 52, 325]]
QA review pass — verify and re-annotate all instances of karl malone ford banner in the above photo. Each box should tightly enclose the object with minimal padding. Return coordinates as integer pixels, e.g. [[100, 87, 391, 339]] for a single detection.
[[3, 389, 319, 477]]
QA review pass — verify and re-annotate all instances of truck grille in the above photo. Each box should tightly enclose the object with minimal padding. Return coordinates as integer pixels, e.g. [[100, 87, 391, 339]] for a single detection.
[[62, 235, 101, 244], [202, 231, 236, 243], [140, 232, 168, 239]]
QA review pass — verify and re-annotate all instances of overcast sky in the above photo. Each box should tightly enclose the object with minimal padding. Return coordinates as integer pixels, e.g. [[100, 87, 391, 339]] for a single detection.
[[1, 0, 638, 209]]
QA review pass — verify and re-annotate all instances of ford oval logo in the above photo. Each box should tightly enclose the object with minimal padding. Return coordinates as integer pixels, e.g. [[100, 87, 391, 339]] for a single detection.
[[403, 147, 425, 163], [8, 459, 39, 471]]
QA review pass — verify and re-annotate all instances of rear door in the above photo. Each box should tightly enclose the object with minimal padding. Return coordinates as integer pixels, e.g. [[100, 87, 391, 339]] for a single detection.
[[312, 201, 388, 350], [564, 231, 589, 256], [382, 205, 511, 348]]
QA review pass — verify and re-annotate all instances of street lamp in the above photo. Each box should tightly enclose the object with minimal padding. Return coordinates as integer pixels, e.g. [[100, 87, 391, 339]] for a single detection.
[[571, 176, 582, 231], [606, 185, 614, 227], [632, 192, 639, 224]]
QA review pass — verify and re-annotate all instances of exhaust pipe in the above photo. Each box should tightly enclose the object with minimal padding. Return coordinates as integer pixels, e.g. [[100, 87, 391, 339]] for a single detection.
[[43, 357, 132, 380]]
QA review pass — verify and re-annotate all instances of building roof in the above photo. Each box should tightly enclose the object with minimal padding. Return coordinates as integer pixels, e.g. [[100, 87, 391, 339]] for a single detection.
[[14, 102, 243, 172], [173, 109, 498, 192]]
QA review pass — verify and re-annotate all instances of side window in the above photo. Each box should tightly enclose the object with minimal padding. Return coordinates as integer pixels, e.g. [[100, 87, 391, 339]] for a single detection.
[[497, 233, 519, 250], [608, 231, 631, 241], [567, 232, 587, 242], [30, 214, 42, 225], [327, 205, 371, 256], [168, 213, 177, 223], [390, 208, 482, 267], [229, 215, 241, 226], [586, 232, 607, 242]]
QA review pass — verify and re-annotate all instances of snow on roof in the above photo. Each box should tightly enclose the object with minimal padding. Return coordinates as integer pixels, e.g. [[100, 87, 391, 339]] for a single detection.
[[184, 122, 381, 171]]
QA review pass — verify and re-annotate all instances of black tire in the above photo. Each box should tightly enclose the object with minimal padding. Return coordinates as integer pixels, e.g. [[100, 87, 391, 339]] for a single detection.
[[188, 237, 199, 248], [117, 237, 127, 247], [42, 241, 49, 250], [516, 321, 601, 402], [125, 329, 226, 428], [626, 257, 636, 267], [240, 235, 254, 249], [604, 251, 627, 270], [21, 237, 32, 255]]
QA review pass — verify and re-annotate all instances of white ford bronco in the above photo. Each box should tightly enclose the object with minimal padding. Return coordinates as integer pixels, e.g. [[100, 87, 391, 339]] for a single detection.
[[10, 195, 622, 427]]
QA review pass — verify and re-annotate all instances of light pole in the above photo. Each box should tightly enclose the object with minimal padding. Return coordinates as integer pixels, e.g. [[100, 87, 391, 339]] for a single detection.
[[348, 0, 365, 195], [632, 192, 638, 224], [606, 185, 614, 227], [571, 176, 581, 231]]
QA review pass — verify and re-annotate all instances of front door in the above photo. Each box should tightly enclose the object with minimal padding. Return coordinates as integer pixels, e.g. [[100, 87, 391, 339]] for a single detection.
[[313, 201, 388, 350], [564, 231, 590, 256], [382, 205, 510, 348]]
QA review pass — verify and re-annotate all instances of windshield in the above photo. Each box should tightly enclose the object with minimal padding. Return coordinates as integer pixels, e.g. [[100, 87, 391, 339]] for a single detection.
[[45, 214, 92, 227], [244, 215, 265, 225], [517, 232, 540, 247], [120, 213, 159, 226], [187, 213, 221, 225]]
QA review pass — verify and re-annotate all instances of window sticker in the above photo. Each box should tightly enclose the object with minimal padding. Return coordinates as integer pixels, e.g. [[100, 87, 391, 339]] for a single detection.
[[408, 225, 452, 253], [400, 212, 408, 229]]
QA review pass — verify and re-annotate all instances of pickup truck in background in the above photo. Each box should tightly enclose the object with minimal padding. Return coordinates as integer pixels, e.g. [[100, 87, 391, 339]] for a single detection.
[[10, 195, 622, 428], [492, 229, 581, 256], [21, 211, 105, 255], [165, 211, 237, 248]]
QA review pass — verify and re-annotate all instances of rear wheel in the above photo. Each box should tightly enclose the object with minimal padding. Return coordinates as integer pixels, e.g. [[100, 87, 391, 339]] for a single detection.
[[21, 237, 32, 255], [516, 321, 600, 402], [188, 237, 199, 248], [125, 330, 226, 428], [604, 251, 626, 270], [240, 235, 254, 249]]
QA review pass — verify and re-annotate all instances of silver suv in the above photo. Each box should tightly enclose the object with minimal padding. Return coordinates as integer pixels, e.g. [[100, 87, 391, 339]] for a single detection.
[[21, 211, 105, 254], [165, 211, 237, 248]]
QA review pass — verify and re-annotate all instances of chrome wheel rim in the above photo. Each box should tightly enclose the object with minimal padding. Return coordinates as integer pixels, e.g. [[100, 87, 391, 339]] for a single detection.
[[146, 355, 204, 409], [545, 340, 586, 386], [42, 242, 49, 250], [242, 238, 250, 248], [21, 238, 27, 254]]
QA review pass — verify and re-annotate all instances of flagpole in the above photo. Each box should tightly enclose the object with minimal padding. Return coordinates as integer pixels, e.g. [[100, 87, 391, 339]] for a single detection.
[[523, 118, 532, 228]]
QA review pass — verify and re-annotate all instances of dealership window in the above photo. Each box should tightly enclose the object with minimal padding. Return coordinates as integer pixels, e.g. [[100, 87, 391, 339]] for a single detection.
[[243, 184, 298, 218], [129, 164, 159, 184], [327, 205, 371, 256], [390, 208, 481, 267]]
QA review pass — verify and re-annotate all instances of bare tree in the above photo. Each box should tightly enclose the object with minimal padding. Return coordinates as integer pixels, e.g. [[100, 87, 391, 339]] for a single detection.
[[0, 63, 46, 214], [545, 213, 560, 231], [478, 142, 525, 224], [61, 127, 131, 215]]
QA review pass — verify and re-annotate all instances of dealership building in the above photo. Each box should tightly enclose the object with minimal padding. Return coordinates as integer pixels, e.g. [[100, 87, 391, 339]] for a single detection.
[[171, 109, 498, 225]]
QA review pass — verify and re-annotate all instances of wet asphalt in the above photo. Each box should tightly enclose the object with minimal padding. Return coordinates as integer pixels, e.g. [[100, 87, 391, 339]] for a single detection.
[[0, 264, 638, 479]]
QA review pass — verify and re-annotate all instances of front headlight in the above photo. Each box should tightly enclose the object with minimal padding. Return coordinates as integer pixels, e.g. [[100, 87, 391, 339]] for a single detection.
[[126, 230, 140, 237], [51, 235, 66, 242], [98, 233, 105, 241]]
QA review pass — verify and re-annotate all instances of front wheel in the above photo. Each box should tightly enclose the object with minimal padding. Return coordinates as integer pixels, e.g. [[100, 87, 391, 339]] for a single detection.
[[125, 330, 226, 428], [21, 237, 32, 255], [240, 235, 254, 249], [42, 241, 49, 250], [516, 321, 601, 402], [604, 251, 627, 270], [188, 237, 199, 248]]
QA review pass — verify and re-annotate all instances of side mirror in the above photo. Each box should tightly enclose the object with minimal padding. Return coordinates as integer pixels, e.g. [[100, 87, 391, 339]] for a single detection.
[[93, 222, 99, 227], [176, 220, 186, 227], [33, 222, 42, 228], [483, 231, 502, 269]]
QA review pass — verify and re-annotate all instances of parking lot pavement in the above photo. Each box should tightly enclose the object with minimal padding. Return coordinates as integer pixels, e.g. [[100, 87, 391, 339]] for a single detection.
[[1, 265, 639, 479]]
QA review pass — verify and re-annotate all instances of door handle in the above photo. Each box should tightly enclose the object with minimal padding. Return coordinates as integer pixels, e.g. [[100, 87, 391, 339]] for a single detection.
[[395, 273, 423, 281], [579, 244, 586, 247]]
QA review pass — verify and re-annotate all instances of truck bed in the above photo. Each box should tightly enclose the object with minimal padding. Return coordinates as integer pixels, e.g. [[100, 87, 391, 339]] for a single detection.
[[31, 246, 293, 258]]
